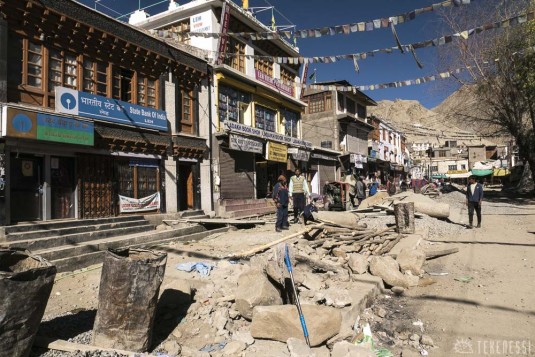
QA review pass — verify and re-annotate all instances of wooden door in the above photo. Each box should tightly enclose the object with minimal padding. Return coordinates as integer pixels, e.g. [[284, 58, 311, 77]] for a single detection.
[[77, 154, 114, 218], [186, 168, 193, 209]]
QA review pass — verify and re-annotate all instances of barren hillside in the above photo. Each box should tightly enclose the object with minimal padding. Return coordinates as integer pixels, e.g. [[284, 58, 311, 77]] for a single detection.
[[369, 88, 502, 146]]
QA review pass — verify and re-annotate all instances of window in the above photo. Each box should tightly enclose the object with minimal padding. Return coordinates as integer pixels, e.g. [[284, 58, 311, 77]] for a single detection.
[[280, 67, 294, 86], [26, 41, 43, 88], [431, 166, 438, 172], [255, 58, 273, 77], [337, 93, 345, 112], [112, 68, 133, 102], [224, 37, 245, 73], [83, 59, 107, 96], [346, 98, 355, 115], [448, 165, 458, 171], [218, 85, 251, 123], [255, 105, 276, 132], [439, 151, 447, 157], [178, 89, 195, 134], [306, 92, 332, 114], [283, 110, 299, 138], [461, 164, 467, 170], [137, 76, 157, 108], [48, 50, 77, 92], [357, 103, 366, 118], [321, 140, 332, 149]]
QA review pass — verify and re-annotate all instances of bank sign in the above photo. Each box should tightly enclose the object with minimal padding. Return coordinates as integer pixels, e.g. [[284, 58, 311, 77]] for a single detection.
[[55, 87, 168, 132], [5, 107, 94, 146]]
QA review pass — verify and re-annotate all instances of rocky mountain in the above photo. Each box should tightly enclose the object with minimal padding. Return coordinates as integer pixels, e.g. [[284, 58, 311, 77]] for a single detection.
[[368, 86, 503, 147]]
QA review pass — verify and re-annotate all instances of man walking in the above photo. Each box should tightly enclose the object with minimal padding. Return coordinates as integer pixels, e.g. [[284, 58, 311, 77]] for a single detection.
[[289, 169, 309, 224], [466, 176, 484, 228], [356, 176, 366, 207]]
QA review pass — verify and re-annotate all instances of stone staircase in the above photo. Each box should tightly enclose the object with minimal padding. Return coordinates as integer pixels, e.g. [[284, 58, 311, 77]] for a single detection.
[[0, 215, 228, 273], [218, 198, 276, 218]]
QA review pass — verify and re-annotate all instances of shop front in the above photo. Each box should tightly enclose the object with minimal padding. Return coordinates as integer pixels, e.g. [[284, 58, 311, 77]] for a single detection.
[[1, 105, 94, 224], [308, 149, 340, 194]]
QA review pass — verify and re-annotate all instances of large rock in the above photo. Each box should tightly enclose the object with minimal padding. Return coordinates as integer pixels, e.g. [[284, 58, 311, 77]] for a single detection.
[[287, 337, 315, 357], [235, 269, 283, 320], [313, 211, 361, 228], [396, 248, 426, 275], [348, 254, 368, 274], [331, 341, 375, 357], [369, 256, 409, 288], [250, 305, 342, 347], [357, 192, 390, 209]]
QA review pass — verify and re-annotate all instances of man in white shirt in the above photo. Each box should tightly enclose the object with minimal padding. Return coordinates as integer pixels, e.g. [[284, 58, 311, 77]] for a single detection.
[[289, 169, 309, 224]]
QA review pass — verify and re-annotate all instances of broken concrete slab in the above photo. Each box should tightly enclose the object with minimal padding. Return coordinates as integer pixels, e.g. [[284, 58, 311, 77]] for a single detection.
[[232, 330, 255, 346], [235, 269, 283, 320], [369, 256, 409, 288], [404, 273, 420, 287], [348, 253, 368, 274], [250, 305, 342, 347], [396, 248, 426, 275], [331, 341, 375, 357], [287, 337, 314, 357], [312, 345, 330, 357], [324, 288, 353, 308], [243, 340, 290, 357], [219, 340, 246, 356], [388, 228, 428, 257]]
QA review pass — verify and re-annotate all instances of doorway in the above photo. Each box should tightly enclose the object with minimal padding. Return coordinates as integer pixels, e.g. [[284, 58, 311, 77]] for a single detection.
[[10, 154, 44, 222], [178, 163, 194, 211], [50, 157, 75, 219]]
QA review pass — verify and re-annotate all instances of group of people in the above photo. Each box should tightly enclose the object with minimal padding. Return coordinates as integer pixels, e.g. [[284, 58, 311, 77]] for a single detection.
[[272, 169, 484, 232]]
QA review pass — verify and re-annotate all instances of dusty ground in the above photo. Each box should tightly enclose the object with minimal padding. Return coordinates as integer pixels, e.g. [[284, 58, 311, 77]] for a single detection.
[[31, 189, 535, 357]]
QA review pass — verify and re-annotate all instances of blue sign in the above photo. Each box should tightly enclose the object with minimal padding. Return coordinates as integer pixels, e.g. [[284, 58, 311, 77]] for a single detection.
[[55, 87, 168, 132]]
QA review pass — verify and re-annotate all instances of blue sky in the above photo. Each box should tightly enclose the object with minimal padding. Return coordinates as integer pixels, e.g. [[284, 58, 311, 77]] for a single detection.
[[77, 0, 464, 108]]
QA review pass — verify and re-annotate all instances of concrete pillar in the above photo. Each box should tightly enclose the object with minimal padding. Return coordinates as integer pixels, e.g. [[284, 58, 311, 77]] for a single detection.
[[164, 157, 178, 213]]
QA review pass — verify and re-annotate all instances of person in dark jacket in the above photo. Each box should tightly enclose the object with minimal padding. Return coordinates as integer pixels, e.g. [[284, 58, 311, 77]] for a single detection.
[[466, 175, 484, 228], [273, 175, 289, 232]]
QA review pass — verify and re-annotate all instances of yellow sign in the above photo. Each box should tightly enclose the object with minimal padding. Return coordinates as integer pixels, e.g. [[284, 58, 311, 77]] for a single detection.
[[447, 169, 468, 174], [266, 141, 287, 163]]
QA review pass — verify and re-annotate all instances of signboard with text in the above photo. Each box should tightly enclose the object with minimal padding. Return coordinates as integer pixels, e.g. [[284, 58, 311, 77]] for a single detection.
[[255, 70, 294, 97], [216, 2, 230, 65], [190, 10, 212, 33], [6, 107, 94, 146], [229, 134, 263, 154], [266, 141, 287, 163], [223, 121, 312, 149], [119, 192, 160, 213], [55, 87, 168, 132]]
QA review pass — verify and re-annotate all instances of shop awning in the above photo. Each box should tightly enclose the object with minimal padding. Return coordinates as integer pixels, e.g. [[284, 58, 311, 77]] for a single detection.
[[447, 172, 471, 179], [94, 124, 170, 155], [493, 168, 511, 177], [432, 174, 447, 179], [472, 169, 493, 176]]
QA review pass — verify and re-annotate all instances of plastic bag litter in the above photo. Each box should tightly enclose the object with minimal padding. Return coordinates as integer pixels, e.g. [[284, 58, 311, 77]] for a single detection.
[[176, 262, 215, 276], [353, 322, 394, 357]]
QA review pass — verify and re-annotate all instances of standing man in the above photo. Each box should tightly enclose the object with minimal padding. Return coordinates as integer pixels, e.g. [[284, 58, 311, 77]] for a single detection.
[[466, 175, 484, 228], [273, 175, 289, 232], [386, 176, 397, 196], [356, 176, 366, 207], [289, 169, 309, 224]]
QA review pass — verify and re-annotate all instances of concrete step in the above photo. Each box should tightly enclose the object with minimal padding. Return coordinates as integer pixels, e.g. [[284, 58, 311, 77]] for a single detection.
[[223, 202, 273, 212], [35, 225, 206, 262], [5, 219, 149, 242], [50, 226, 230, 273], [220, 198, 271, 207], [226, 206, 276, 218], [179, 210, 206, 218], [3, 224, 155, 251], [3, 215, 145, 235]]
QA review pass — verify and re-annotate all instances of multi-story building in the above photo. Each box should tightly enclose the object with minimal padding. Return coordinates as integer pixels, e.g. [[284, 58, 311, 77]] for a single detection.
[[301, 80, 376, 192], [0, 0, 208, 224], [135, 0, 310, 216], [366, 116, 409, 183]]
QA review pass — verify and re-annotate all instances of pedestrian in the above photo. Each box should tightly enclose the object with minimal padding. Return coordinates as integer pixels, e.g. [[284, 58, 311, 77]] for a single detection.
[[368, 177, 379, 197], [273, 175, 289, 232], [289, 169, 309, 224], [345, 173, 357, 207], [386, 175, 397, 196], [356, 176, 366, 207], [466, 175, 484, 228], [303, 197, 319, 226]]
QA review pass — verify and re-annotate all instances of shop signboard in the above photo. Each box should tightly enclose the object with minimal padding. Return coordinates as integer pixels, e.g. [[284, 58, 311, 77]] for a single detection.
[[288, 148, 310, 161], [266, 141, 287, 163], [5, 107, 93, 146], [223, 120, 312, 149], [229, 134, 263, 154], [55, 86, 168, 132], [255, 70, 293, 97], [310, 152, 338, 161]]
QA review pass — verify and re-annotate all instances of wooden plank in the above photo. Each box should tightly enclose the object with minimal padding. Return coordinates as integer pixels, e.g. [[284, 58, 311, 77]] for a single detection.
[[33, 336, 136, 355], [163, 218, 265, 225], [424, 247, 459, 260]]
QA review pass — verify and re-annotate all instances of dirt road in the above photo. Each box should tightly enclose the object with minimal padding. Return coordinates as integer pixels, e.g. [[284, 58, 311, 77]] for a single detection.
[[400, 193, 535, 357]]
